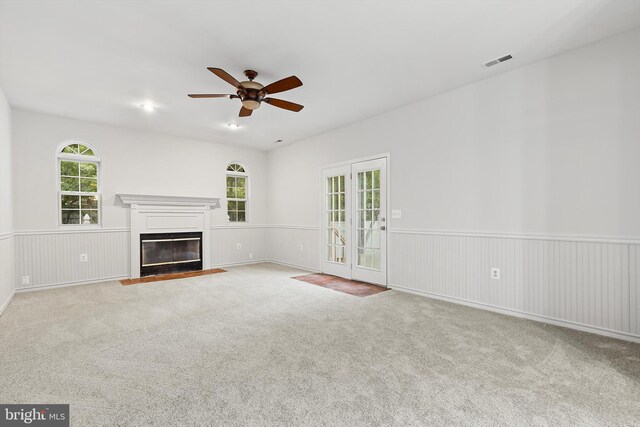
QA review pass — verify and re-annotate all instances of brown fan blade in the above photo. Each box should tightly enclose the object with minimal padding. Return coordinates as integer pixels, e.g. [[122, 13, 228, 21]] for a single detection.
[[207, 67, 242, 88], [188, 94, 232, 98], [263, 98, 304, 112], [239, 106, 253, 117], [262, 76, 303, 95]]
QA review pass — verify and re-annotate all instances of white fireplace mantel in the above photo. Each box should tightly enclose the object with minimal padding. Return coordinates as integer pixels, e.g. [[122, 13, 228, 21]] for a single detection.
[[117, 194, 221, 208], [117, 194, 221, 279]]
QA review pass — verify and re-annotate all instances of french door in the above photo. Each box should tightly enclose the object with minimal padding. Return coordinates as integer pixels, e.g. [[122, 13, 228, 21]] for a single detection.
[[322, 157, 387, 286]]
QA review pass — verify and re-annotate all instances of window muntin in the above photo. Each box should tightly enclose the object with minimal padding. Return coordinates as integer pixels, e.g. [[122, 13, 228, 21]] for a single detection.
[[226, 163, 247, 222], [58, 142, 101, 225], [227, 163, 245, 173], [326, 175, 347, 264]]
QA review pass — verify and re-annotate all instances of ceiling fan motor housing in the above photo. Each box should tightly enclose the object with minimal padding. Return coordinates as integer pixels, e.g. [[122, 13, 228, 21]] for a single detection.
[[238, 79, 265, 110]]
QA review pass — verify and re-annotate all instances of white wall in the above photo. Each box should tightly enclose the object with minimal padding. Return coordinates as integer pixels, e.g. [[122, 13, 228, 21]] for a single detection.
[[0, 87, 15, 313], [268, 28, 640, 238], [12, 110, 269, 230], [11, 110, 270, 287], [267, 29, 640, 341], [0, 90, 12, 236]]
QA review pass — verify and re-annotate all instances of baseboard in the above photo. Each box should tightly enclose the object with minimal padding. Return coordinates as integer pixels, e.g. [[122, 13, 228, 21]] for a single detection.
[[0, 288, 16, 317], [212, 260, 270, 268], [212, 259, 320, 272], [15, 275, 129, 293], [390, 284, 640, 344], [267, 259, 320, 272]]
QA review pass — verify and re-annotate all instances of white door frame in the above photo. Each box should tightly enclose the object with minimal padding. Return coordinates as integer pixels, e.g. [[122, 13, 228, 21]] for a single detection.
[[321, 164, 352, 278], [319, 153, 391, 286]]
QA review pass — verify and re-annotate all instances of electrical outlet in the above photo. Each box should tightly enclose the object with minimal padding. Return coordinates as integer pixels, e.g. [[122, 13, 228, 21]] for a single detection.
[[249, 252, 253, 259], [491, 268, 500, 280], [80, 254, 88, 262], [22, 276, 30, 286], [299, 244, 304, 251], [236, 243, 241, 250]]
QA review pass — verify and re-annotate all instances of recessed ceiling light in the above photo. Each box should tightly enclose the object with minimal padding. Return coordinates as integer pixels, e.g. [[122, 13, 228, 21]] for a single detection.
[[227, 123, 240, 130], [140, 103, 155, 112]]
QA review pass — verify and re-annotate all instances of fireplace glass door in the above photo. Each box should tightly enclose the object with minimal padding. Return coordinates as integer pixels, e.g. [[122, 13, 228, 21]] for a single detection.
[[140, 232, 203, 276]]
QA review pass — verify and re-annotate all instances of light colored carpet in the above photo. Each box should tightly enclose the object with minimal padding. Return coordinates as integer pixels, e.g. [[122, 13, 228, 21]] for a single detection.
[[0, 263, 638, 426]]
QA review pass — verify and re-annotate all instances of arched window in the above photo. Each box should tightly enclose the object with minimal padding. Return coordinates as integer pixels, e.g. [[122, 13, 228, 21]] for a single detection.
[[226, 163, 247, 222], [57, 141, 101, 225]]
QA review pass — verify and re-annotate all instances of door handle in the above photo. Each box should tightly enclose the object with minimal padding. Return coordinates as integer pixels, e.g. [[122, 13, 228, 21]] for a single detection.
[[380, 226, 386, 231]]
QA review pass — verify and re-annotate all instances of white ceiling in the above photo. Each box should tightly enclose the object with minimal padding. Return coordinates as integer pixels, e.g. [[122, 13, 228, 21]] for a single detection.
[[1, 0, 639, 151]]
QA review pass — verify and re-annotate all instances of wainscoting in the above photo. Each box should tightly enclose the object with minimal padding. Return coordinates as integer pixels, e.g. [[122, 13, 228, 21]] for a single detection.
[[0, 233, 15, 315], [267, 226, 320, 271], [15, 229, 130, 289], [210, 225, 268, 266], [13, 225, 284, 290], [631, 245, 640, 337], [390, 230, 640, 341], [8, 225, 640, 341]]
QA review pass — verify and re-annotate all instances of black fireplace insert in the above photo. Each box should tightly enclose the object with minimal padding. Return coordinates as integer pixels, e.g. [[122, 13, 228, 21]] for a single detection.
[[140, 232, 203, 277]]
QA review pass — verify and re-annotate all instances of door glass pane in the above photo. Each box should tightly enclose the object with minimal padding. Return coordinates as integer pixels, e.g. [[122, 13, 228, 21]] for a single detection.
[[372, 250, 381, 269], [326, 174, 346, 264], [356, 168, 381, 270]]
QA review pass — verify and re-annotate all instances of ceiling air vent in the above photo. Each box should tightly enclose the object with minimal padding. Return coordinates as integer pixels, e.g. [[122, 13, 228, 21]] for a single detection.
[[484, 54, 513, 68]]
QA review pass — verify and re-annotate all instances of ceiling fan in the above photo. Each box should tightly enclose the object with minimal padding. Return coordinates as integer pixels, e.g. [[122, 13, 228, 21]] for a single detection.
[[188, 68, 304, 117]]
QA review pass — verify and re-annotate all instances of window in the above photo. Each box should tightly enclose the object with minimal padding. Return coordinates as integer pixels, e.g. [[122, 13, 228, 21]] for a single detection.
[[226, 163, 247, 222], [57, 141, 101, 225]]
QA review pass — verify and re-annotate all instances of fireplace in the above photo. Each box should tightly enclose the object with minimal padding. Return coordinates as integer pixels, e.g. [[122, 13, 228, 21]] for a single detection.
[[140, 232, 203, 277]]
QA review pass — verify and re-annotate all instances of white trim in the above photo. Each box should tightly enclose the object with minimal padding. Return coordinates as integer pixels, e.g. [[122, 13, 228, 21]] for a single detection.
[[56, 139, 103, 227], [15, 275, 129, 292], [211, 224, 270, 229], [390, 284, 640, 344], [55, 139, 102, 158], [267, 260, 321, 273], [12, 226, 640, 245], [389, 228, 640, 245], [226, 161, 248, 175], [0, 232, 14, 241], [212, 260, 269, 268], [268, 225, 321, 230], [225, 165, 249, 223], [0, 288, 16, 318], [117, 194, 221, 207], [320, 152, 391, 170], [14, 228, 129, 236]]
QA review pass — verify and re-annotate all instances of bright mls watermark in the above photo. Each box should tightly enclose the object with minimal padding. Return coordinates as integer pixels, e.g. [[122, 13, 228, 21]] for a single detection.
[[0, 405, 69, 426]]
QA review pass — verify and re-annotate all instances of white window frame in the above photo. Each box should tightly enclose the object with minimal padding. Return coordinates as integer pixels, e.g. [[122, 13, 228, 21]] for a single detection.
[[56, 140, 102, 228], [225, 162, 249, 223]]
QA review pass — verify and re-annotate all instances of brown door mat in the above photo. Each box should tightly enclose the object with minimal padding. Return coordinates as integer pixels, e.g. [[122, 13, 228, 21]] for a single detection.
[[292, 273, 389, 297], [120, 268, 226, 286]]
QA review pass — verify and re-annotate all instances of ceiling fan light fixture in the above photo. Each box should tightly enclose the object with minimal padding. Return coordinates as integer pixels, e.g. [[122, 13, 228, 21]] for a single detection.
[[241, 81, 264, 90], [189, 67, 303, 117], [242, 99, 261, 110]]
